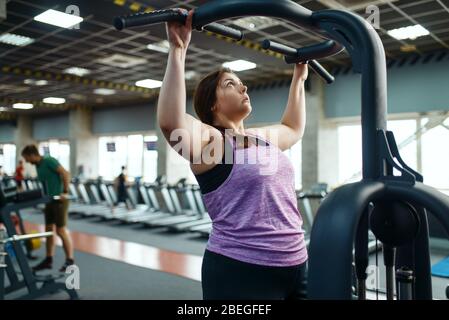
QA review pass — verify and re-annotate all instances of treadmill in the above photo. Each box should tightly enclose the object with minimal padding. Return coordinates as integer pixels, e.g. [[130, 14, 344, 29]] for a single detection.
[[143, 180, 202, 227], [140, 179, 181, 226], [70, 182, 115, 217], [121, 185, 162, 223], [169, 185, 211, 231], [97, 183, 149, 220]]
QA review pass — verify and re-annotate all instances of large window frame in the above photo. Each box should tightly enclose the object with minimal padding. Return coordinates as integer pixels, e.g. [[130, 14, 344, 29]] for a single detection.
[[0, 143, 16, 176], [38, 140, 71, 171], [98, 133, 158, 182], [336, 113, 449, 194]]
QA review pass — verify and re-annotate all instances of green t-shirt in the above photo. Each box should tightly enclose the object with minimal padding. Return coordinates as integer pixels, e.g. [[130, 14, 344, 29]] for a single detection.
[[36, 156, 63, 197]]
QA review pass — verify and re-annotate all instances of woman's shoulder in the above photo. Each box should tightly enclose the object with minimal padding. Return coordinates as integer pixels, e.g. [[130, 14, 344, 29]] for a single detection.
[[245, 128, 264, 139], [244, 128, 271, 145]]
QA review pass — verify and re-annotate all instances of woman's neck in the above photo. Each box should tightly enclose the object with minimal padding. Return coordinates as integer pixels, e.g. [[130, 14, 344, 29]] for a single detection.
[[213, 120, 246, 135]]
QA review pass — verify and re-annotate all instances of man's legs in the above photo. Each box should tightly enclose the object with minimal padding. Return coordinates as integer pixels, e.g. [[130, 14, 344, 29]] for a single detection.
[[32, 207, 55, 272], [45, 223, 55, 257], [33, 200, 75, 272], [56, 226, 74, 260], [56, 199, 75, 272]]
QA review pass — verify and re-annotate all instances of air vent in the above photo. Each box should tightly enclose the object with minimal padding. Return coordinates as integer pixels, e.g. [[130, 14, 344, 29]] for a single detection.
[[0, 84, 29, 93], [95, 53, 147, 68], [68, 93, 86, 100]]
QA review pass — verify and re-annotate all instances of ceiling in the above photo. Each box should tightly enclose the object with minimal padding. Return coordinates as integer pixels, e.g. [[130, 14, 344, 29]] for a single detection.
[[1, 0, 449, 119]]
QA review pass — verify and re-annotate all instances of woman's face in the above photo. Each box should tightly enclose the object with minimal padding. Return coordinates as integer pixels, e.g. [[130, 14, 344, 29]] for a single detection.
[[214, 72, 251, 122]]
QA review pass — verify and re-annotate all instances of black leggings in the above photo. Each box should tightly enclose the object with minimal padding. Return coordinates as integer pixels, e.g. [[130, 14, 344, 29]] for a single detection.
[[201, 250, 308, 300]]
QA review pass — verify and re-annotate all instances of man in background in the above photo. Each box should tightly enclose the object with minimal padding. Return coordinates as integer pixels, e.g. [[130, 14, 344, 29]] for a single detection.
[[21, 145, 75, 272]]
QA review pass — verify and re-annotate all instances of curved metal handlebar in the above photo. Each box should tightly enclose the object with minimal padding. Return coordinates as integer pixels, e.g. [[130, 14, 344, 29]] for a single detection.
[[193, 0, 316, 33], [114, 6, 338, 83], [114, 9, 243, 41], [114, 9, 185, 30], [285, 40, 344, 63], [261, 39, 342, 84]]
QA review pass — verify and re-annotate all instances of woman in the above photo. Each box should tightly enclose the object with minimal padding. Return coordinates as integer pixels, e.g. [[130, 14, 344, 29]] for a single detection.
[[158, 9, 309, 300]]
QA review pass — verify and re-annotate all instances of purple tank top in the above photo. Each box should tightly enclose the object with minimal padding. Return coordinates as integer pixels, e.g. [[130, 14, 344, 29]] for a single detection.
[[202, 133, 308, 267]]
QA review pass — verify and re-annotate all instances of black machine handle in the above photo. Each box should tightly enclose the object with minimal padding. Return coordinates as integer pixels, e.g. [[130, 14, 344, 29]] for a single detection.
[[286, 40, 343, 62], [199, 22, 243, 41], [114, 7, 339, 83], [114, 9, 243, 41], [262, 39, 337, 84]]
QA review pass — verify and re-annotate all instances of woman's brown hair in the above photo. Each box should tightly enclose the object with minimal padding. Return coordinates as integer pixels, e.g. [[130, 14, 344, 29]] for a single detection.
[[193, 67, 233, 126], [193, 68, 260, 149]]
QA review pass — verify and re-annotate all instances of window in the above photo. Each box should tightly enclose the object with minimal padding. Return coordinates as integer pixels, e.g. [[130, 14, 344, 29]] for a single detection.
[[98, 134, 158, 182], [337, 119, 418, 184], [98, 136, 128, 180], [283, 141, 302, 190], [338, 124, 362, 184], [421, 117, 449, 194], [127, 134, 143, 178], [388, 119, 417, 173], [38, 140, 70, 171], [165, 143, 196, 185], [0, 144, 16, 175], [143, 135, 158, 183]]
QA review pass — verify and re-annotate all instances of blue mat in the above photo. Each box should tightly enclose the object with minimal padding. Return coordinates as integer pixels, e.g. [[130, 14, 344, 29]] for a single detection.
[[431, 256, 449, 278]]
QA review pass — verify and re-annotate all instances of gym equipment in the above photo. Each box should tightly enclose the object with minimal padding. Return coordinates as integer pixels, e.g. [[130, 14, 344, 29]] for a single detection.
[[114, 0, 449, 299], [66, 182, 94, 216], [140, 182, 191, 227], [119, 184, 167, 223], [0, 187, 44, 259], [169, 185, 212, 232], [0, 231, 53, 245], [297, 184, 328, 233], [188, 188, 214, 237], [297, 184, 328, 248], [114, 7, 340, 84], [66, 182, 112, 217], [0, 186, 78, 300], [144, 180, 205, 227], [24, 230, 43, 252], [70, 182, 127, 218]]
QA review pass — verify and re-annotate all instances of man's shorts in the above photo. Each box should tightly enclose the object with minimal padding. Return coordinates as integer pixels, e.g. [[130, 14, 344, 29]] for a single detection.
[[44, 199, 69, 228]]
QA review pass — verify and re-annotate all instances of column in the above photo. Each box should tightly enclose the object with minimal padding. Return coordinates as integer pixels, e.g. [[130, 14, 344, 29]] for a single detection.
[[14, 115, 37, 177], [69, 107, 98, 179]]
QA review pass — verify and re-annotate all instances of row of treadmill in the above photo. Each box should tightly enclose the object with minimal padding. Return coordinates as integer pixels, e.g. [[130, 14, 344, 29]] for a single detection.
[[17, 176, 327, 240]]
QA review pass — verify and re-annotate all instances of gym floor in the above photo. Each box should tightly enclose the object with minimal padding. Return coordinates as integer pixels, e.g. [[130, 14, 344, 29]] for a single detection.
[[9, 208, 448, 300]]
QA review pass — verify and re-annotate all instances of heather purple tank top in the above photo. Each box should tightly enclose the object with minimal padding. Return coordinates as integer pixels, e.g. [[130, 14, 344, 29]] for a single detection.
[[202, 133, 308, 267]]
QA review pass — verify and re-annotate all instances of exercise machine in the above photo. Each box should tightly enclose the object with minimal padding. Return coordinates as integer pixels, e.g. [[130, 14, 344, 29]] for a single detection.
[[114, 0, 449, 299], [0, 186, 78, 300]]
